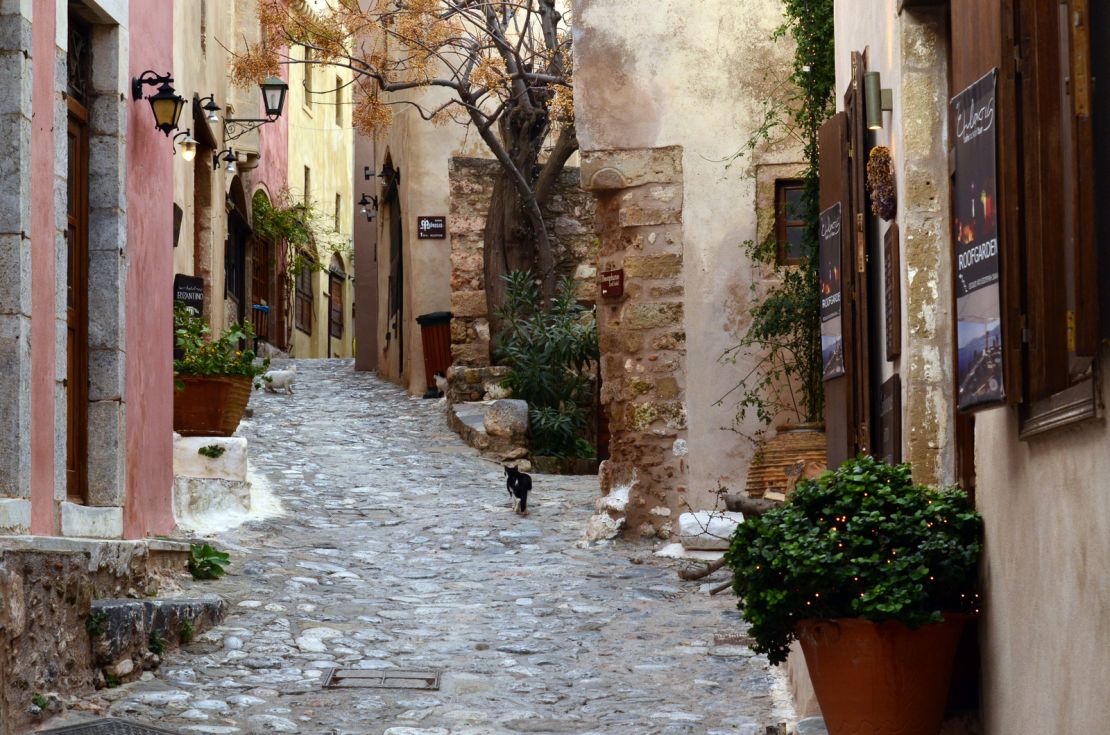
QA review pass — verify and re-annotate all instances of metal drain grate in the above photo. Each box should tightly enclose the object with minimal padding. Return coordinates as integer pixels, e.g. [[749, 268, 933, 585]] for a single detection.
[[322, 668, 441, 690], [38, 720, 178, 735]]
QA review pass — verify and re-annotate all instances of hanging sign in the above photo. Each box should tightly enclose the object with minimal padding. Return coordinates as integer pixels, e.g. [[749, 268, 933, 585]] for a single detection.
[[417, 216, 447, 239], [952, 69, 1004, 410], [819, 202, 845, 380]]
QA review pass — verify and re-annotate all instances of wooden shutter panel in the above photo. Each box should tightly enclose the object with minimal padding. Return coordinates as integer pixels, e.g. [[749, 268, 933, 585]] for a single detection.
[[820, 112, 853, 469]]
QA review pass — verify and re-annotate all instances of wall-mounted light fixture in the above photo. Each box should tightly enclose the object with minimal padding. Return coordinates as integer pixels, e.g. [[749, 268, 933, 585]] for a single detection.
[[364, 166, 372, 180], [195, 93, 221, 123], [223, 76, 289, 143], [131, 70, 186, 136], [214, 148, 238, 174], [359, 193, 379, 222], [173, 130, 198, 161], [376, 164, 399, 185], [864, 71, 893, 131]]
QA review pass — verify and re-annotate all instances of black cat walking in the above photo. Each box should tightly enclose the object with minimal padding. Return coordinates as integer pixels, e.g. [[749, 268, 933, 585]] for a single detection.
[[505, 465, 532, 515]]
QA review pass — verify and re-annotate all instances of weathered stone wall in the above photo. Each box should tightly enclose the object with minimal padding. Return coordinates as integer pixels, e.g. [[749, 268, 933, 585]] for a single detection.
[[448, 157, 597, 366], [0, 551, 95, 733], [581, 147, 689, 538]]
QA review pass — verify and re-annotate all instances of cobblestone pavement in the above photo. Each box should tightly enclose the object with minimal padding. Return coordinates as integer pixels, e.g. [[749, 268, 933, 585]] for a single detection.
[[77, 360, 793, 735]]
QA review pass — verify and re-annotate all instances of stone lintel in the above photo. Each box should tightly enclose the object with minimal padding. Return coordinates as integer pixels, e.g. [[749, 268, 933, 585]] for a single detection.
[[580, 146, 683, 191]]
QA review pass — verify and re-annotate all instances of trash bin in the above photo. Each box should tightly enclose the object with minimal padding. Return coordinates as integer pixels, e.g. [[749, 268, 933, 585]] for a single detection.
[[416, 311, 453, 398]]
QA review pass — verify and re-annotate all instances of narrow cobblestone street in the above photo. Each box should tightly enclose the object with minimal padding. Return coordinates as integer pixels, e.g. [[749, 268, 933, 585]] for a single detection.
[[79, 361, 791, 735]]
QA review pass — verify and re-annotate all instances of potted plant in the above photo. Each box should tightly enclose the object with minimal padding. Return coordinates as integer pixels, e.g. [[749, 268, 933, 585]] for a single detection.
[[173, 304, 270, 437], [725, 455, 982, 735]]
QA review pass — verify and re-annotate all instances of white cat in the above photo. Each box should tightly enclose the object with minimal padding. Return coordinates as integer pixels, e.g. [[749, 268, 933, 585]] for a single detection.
[[263, 364, 297, 394]]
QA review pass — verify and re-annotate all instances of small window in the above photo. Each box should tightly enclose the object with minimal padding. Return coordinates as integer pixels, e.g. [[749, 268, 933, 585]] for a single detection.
[[335, 76, 344, 126], [334, 193, 341, 232], [303, 46, 314, 110], [295, 262, 314, 335], [303, 166, 311, 206], [775, 179, 806, 265]]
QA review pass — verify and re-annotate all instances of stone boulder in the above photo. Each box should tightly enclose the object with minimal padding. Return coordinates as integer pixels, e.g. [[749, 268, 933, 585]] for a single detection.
[[483, 399, 529, 439], [678, 511, 744, 550]]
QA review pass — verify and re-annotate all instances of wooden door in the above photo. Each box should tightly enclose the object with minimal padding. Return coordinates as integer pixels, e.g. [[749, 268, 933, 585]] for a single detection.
[[252, 238, 273, 343], [66, 99, 90, 502]]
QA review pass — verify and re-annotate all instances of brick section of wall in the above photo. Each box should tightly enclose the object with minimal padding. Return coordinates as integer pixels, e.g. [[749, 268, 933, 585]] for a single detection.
[[581, 146, 688, 538], [447, 157, 597, 366]]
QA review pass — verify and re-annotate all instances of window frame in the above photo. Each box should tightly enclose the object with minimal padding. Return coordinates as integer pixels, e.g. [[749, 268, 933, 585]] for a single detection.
[[329, 270, 345, 340], [1005, 0, 1101, 437], [302, 46, 314, 113], [774, 178, 806, 266], [295, 262, 314, 335]]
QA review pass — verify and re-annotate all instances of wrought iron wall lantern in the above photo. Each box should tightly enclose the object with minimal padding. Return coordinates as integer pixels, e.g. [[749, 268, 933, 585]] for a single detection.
[[222, 76, 289, 143], [359, 193, 379, 222], [173, 130, 198, 161], [195, 93, 221, 123], [131, 70, 186, 136], [214, 148, 238, 174], [376, 164, 400, 185]]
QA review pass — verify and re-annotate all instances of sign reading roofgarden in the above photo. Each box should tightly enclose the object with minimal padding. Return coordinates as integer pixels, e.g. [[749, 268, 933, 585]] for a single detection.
[[952, 69, 1004, 410]]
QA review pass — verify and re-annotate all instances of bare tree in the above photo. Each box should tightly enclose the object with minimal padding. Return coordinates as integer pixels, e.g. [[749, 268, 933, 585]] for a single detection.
[[235, 0, 577, 336]]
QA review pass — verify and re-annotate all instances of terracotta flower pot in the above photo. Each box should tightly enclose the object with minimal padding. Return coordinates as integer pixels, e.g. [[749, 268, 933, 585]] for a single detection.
[[173, 375, 253, 437], [746, 424, 827, 498], [797, 615, 968, 735]]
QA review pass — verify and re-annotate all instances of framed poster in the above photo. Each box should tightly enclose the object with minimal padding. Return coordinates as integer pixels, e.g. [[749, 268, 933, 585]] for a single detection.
[[820, 202, 845, 380], [952, 69, 1004, 410]]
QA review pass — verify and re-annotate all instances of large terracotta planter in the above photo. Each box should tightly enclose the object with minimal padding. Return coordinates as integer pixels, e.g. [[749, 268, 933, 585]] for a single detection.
[[797, 616, 968, 735], [174, 375, 253, 437]]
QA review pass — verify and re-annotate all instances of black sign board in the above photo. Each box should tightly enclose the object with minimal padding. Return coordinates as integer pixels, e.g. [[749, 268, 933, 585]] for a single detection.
[[819, 202, 845, 380], [417, 216, 447, 239], [952, 69, 1004, 410], [173, 274, 204, 314]]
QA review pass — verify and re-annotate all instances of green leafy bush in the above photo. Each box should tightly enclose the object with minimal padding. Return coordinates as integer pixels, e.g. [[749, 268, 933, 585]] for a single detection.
[[187, 543, 230, 580], [725, 455, 982, 664], [174, 304, 270, 387], [494, 271, 599, 457]]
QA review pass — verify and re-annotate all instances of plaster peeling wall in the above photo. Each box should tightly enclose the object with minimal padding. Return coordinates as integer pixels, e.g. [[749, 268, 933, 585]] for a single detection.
[[573, 0, 803, 526]]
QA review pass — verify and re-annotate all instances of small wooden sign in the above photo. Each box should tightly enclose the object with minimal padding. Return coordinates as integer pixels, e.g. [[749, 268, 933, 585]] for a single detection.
[[417, 216, 447, 239], [600, 269, 624, 299]]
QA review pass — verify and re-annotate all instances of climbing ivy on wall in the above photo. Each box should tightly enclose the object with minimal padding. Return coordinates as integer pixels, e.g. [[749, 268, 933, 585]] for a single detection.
[[720, 0, 836, 427]]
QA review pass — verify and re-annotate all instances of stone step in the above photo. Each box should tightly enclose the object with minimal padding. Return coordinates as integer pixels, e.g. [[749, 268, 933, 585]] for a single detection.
[[89, 596, 227, 686]]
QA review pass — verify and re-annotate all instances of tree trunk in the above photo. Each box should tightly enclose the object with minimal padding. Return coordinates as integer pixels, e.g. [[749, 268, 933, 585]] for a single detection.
[[484, 169, 539, 353]]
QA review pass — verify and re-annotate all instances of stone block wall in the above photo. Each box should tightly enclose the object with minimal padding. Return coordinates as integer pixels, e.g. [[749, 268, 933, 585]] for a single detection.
[[448, 157, 597, 366], [581, 147, 689, 538]]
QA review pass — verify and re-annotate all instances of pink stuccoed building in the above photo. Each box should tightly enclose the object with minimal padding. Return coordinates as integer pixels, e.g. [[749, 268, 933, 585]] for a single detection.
[[0, 0, 177, 539]]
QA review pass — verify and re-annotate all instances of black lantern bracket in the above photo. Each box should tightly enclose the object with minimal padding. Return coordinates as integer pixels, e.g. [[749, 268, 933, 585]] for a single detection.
[[131, 69, 173, 101], [223, 115, 277, 142]]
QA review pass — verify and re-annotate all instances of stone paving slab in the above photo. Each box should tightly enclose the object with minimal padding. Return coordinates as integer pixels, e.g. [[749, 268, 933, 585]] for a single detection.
[[64, 360, 793, 734]]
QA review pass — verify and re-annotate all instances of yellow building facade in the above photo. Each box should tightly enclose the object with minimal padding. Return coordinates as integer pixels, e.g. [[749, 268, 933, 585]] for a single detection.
[[287, 39, 355, 358]]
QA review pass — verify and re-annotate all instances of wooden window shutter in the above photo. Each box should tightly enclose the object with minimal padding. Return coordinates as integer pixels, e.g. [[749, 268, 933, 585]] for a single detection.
[[819, 111, 854, 469]]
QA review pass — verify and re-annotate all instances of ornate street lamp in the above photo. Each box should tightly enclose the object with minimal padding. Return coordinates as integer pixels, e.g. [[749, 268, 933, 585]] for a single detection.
[[131, 71, 186, 136], [223, 76, 290, 143]]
